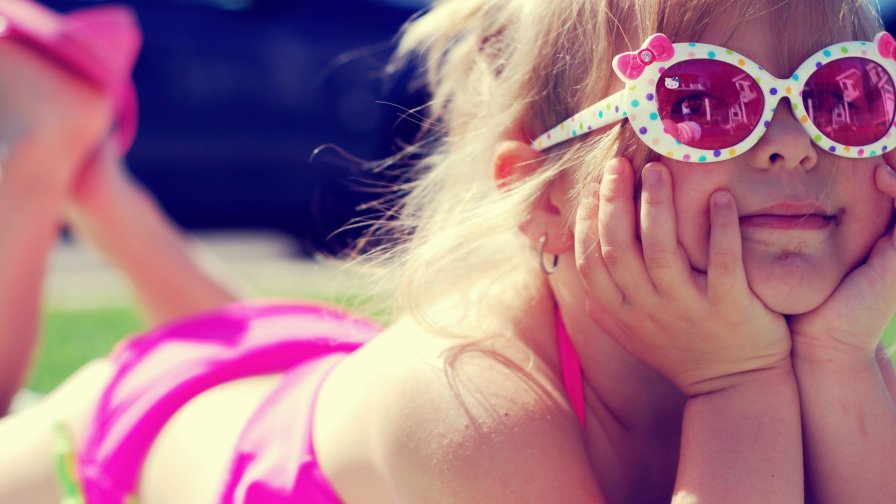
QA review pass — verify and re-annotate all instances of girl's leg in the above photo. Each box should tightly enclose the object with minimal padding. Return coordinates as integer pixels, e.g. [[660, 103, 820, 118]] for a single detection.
[[0, 359, 112, 504], [67, 146, 244, 327], [0, 40, 114, 414], [0, 170, 67, 415]]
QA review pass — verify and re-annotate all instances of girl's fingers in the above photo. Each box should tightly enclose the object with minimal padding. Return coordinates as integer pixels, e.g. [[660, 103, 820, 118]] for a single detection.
[[706, 190, 749, 300], [875, 164, 896, 203], [598, 158, 655, 302], [639, 162, 694, 296], [574, 181, 624, 307]]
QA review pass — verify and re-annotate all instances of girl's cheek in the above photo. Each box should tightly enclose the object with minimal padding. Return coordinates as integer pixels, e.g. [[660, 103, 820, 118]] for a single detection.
[[686, 217, 711, 272], [670, 186, 720, 271], [852, 159, 889, 203], [666, 157, 736, 271], [668, 192, 711, 271]]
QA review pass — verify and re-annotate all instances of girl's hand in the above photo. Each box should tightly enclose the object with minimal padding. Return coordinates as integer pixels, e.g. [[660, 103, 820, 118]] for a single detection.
[[790, 164, 896, 363], [575, 158, 791, 397]]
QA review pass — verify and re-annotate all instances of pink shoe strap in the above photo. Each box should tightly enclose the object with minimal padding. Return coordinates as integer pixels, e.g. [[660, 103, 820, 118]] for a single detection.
[[0, 1, 142, 152]]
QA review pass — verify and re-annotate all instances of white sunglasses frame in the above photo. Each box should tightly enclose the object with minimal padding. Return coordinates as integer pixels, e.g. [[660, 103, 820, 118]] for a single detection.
[[532, 32, 896, 163]]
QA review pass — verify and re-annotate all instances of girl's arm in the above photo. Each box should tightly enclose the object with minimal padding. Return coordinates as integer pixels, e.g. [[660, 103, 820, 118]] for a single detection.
[[793, 343, 896, 503], [66, 145, 244, 325], [675, 363, 802, 503], [787, 164, 896, 503]]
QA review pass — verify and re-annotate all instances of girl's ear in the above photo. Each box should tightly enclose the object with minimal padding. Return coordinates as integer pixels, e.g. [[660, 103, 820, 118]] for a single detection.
[[492, 140, 574, 256], [492, 140, 544, 189]]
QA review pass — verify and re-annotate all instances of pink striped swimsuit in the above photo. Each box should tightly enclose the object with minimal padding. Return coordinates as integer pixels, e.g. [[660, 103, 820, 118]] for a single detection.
[[76, 301, 585, 503]]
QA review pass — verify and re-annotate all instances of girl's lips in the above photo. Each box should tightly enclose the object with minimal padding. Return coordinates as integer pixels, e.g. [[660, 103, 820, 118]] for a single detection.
[[739, 201, 838, 230], [739, 214, 833, 230]]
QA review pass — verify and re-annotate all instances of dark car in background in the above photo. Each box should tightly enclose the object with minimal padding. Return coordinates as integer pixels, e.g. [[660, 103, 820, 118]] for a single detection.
[[45, 0, 428, 255]]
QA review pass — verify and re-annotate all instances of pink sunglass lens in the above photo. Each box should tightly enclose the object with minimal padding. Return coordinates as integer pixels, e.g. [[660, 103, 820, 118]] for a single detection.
[[656, 60, 764, 150], [802, 57, 895, 146]]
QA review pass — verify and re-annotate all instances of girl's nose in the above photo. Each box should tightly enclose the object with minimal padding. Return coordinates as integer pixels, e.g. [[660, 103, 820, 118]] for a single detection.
[[745, 100, 817, 171]]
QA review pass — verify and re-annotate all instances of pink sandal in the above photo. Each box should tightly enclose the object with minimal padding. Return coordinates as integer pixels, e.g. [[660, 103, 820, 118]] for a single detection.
[[0, 0, 142, 153]]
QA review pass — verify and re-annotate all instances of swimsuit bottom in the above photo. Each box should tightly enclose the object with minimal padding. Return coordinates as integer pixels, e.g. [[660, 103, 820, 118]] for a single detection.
[[69, 299, 585, 503], [74, 301, 381, 504]]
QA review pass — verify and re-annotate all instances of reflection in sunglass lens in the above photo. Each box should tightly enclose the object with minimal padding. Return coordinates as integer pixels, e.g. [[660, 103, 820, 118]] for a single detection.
[[655, 59, 764, 150], [803, 57, 895, 147]]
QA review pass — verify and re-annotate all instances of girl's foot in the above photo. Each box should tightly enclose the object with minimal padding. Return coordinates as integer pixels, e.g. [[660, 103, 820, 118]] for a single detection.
[[0, 40, 113, 196]]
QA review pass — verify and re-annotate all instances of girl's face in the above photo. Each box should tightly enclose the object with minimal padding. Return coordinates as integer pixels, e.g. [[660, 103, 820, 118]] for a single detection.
[[663, 15, 893, 314]]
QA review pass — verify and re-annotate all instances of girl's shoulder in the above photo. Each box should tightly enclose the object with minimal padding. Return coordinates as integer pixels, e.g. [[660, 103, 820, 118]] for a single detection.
[[313, 315, 604, 503]]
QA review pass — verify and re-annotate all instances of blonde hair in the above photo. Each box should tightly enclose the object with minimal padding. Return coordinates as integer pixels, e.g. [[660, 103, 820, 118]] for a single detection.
[[352, 0, 884, 334]]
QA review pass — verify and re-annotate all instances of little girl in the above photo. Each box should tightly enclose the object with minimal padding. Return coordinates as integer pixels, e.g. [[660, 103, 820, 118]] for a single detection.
[[2, 0, 896, 502]]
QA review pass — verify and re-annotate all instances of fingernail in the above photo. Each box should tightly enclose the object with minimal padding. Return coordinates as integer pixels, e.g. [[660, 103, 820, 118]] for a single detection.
[[643, 166, 660, 189], [604, 159, 619, 176], [606, 158, 626, 175], [884, 164, 896, 176], [712, 191, 732, 207]]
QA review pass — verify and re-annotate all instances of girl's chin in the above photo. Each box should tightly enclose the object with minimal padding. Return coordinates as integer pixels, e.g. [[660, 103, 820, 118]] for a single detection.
[[753, 287, 828, 315], [743, 253, 841, 315]]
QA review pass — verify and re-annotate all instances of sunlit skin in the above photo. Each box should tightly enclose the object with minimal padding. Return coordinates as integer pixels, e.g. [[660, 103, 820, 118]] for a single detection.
[[661, 20, 893, 315]]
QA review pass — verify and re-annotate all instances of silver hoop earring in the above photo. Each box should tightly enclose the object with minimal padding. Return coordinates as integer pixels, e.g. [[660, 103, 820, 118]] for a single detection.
[[538, 235, 558, 275]]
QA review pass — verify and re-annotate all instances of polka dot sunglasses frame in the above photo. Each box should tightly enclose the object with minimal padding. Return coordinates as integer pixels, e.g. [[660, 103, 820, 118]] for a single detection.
[[533, 32, 896, 163]]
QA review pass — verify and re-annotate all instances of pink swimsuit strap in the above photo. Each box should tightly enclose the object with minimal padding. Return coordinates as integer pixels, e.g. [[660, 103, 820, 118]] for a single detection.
[[0, 0, 142, 152], [555, 311, 586, 427], [220, 351, 348, 503]]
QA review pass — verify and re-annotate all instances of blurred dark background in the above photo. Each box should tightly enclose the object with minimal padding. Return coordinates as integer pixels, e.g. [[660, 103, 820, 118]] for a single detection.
[[43, 0, 896, 258], [46, 0, 429, 256]]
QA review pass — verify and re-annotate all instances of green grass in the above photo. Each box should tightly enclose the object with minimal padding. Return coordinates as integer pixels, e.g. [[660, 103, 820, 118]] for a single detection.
[[883, 317, 896, 350], [29, 306, 144, 393]]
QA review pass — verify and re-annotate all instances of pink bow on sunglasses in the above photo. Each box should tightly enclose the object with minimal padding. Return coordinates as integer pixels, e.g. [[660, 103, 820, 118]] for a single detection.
[[615, 34, 675, 80], [878, 32, 896, 59]]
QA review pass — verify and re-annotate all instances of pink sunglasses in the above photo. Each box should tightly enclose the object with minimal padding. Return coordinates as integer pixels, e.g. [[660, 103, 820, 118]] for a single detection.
[[532, 32, 896, 163]]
